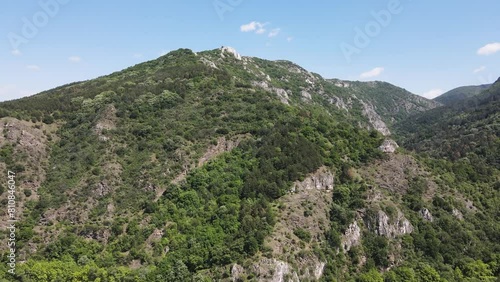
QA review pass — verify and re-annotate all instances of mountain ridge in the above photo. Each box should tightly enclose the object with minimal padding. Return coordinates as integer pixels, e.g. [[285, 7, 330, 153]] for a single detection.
[[0, 47, 497, 281], [434, 83, 492, 105]]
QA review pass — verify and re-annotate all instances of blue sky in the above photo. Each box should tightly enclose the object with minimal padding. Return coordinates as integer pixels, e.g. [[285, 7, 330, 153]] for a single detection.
[[1, 0, 499, 102]]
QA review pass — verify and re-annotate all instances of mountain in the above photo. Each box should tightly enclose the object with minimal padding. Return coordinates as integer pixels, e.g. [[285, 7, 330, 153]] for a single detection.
[[396, 78, 500, 166], [434, 84, 492, 105], [0, 48, 438, 137], [0, 47, 498, 281]]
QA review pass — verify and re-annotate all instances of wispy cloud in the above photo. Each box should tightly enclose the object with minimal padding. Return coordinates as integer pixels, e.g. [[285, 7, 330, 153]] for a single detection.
[[256, 27, 266, 34], [11, 49, 22, 56], [287, 37, 294, 42], [26, 65, 41, 71], [473, 66, 486, 73], [240, 21, 267, 34], [360, 67, 384, 79], [421, 89, 444, 99], [68, 56, 82, 63], [268, 28, 281, 38], [0, 85, 33, 102], [133, 53, 143, 58], [477, 42, 500, 56]]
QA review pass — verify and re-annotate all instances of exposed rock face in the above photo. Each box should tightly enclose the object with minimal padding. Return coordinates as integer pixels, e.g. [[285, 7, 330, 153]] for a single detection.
[[334, 81, 351, 88], [252, 81, 290, 105], [452, 208, 464, 220], [200, 57, 218, 69], [329, 96, 350, 111], [247, 167, 333, 281], [198, 135, 248, 167], [231, 264, 244, 282], [0, 118, 54, 232], [359, 100, 391, 136], [245, 258, 325, 282], [379, 139, 399, 153], [220, 46, 242, 60], [250, 259, 299, 282], [96, 181, 112, 197], [342, 221, 362, 252], [365, 210, 413, 238], [301, 90, 312, 100], [290, 167, 334, 193], [359, 154, 438, 196], [314, 262, 326, 280], [163, 135, 250, 198], [0, 118, 49, 160], [419, 208, 434, 222], [93, 104, 117, 142]]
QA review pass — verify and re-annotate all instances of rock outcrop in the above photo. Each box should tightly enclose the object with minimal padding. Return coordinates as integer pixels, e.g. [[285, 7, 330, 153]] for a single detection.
[[93, 104, 117, 142], [359, 100, 391, 136], [365, 210, 413, 238], [198, 135, 249, 167], [220, 46, 242, 60], [452, 208, 464, 220], [250, 259, 299, 282], [379, 139, 399, 153], [329, 96, 350, 111], [290, 167, 334, 193], [252, 81, 290, 105], [342, 221, 362, 252], [419, 208, 434, 222]]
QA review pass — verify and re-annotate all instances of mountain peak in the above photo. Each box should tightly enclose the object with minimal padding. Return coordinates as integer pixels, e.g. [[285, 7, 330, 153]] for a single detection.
[[220, 46, 242, 60]]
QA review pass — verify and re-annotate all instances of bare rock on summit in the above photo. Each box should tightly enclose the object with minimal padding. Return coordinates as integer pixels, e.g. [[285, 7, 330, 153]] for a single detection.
[[220, 46, 242, 60]]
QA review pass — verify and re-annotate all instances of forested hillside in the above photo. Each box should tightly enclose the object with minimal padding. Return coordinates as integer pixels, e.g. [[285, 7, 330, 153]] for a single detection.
[[434, 84, 492, 106], [0, 48, 497, 281]]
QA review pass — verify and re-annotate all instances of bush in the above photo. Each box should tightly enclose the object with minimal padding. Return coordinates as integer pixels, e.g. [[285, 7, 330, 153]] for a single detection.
[[294, 228, 311, 242]]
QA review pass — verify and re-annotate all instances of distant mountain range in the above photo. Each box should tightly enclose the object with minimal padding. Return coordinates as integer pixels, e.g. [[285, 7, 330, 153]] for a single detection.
[[434, 83, 492, 105]]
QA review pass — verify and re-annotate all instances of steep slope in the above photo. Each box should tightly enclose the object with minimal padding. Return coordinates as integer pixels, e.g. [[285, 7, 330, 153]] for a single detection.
[[325, 79, 439, 135], [395, 78, 500, 166], [434, 84, 492, 105], [0, 47, 496, 281], [0, 47, 385, 281], [0, 49, 438, 137]]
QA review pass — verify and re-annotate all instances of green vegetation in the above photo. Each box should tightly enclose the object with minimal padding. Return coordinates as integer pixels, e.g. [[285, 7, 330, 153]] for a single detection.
[[0, 48, 497, 281], [434, 84, 492, 105]]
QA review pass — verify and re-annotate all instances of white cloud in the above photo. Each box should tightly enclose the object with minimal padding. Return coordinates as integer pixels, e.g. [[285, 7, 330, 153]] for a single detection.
[[68, 56, 82, 63], [241, 21, 265, 32], [477, 42, 500, 56], [360, 67, 384, 79], [26, 65, 41, 71], [421, 89, 444, 99], [133, 53, 143, 58], [11, 49, 22, 56], [473, 66, 486, 73], [256, 27, 266, 34], [287, 37, 294, 42], [240, 21, 268, 35], [268, 28, 281, 38]]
